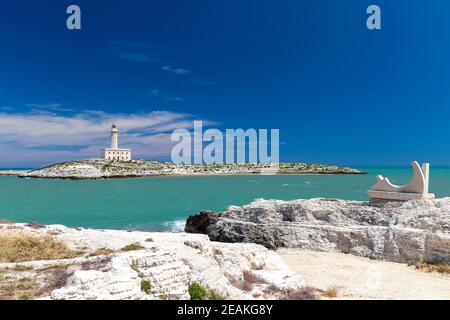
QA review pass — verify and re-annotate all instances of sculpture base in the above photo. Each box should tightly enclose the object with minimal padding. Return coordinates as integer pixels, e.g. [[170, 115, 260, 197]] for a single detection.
[[368, 190, 435, 201]]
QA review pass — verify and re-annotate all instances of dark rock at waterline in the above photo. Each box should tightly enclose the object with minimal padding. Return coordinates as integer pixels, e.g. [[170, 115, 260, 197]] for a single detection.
[[184, 211, 219, 234], [185, 211, 287, 250]]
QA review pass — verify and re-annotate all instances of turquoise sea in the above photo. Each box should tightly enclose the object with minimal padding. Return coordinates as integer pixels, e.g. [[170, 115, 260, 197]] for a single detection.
[[1, 166, 449, 231]]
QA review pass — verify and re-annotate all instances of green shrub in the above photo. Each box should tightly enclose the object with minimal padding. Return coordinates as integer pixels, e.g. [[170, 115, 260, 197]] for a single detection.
[[141, 280, 151, 294], [188, 282, 224, 300], [188, 282, 207, 300]]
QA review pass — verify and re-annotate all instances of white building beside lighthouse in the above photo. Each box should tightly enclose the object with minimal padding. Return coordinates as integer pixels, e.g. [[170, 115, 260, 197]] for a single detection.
[[102, 124, 131, 161]]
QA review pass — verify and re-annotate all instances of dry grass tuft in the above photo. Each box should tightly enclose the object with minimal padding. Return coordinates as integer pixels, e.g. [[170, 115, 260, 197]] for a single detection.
[[279, 286, 319, 300], [0, 276, 37, 300], [10, 265, 34, 272], [321, 286, 338, 298], [82, 256, 112, 271], [41, 268, 72, 292], [88, 248, 115, 257], [229, 271, 267, 292], [415, 262, 450, 274], [0, 235, 82, 263], [121, 243, 145, 252], [242, 270, 267, 284], [0, 265, 75, 300]]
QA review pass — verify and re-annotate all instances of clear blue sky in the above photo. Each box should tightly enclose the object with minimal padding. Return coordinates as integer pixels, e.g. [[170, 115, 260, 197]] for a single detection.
[[0, 0, 450, 167]]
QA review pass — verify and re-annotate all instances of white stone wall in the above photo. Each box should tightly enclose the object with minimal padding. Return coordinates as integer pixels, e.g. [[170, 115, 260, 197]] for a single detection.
[[102, 148, 131, 161]]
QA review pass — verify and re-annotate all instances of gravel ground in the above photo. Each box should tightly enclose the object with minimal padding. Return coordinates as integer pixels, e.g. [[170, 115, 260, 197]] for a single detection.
[[278, 248, 450, 300]]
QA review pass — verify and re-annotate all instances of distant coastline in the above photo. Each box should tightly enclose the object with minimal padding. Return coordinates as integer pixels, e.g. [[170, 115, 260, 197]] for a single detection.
[[16, 159, 366, 180], [0, 170, 30, 176]]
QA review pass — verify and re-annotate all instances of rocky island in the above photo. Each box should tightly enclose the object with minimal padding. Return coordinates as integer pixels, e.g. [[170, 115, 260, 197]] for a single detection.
[[19, 159, 365, 179]]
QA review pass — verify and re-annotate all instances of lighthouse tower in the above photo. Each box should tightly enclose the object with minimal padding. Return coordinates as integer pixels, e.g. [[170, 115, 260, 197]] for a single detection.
[[102, 124, 132, 161], [110, 124, 119, 149]]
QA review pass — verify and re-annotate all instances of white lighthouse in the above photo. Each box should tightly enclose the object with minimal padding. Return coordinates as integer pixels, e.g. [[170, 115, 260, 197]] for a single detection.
[[102, 124, 131, 161], [110, 125, 118, 149]]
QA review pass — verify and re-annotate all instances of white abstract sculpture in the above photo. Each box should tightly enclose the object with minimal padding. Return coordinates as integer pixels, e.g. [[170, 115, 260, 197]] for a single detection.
[[368, 161, 435, 201]]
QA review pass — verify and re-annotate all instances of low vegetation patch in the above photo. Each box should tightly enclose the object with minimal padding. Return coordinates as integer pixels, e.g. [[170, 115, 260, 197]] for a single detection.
[[141, 280, 151, 294], [0, 265, 74, 300], [243, 270, 267, 284], [11, 265, 34, 272], [42, 268, 72, 292], [88, 248, 115, 257], [188, 282, 225, 300], [321, 286, 338, 298], [415, 262, 450, 274], [121, 243, 144, 252], [0, 276, 37, 300], [0, 236, 82, 263], [263, 283, 319, 300], [280, 286, 319, 300], [81, 255, 112, 271], [145, 238, 154, 242], [232, 270, 268, 292]]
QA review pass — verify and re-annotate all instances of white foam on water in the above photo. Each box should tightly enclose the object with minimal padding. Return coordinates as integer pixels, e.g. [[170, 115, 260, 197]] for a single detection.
[[163, 219, 186, 233]]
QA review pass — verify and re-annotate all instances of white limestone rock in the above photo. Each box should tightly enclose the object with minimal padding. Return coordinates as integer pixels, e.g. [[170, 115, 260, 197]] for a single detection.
[[0, 224, 305, 300], [187, 198, 450, 264]]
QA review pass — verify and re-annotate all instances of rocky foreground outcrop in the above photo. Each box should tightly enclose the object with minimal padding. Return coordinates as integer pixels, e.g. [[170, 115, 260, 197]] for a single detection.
[[186, 198, 450, 264], [20, 158, 365, 179], [0, 224, 304, 300]]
